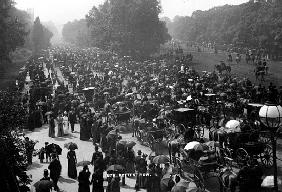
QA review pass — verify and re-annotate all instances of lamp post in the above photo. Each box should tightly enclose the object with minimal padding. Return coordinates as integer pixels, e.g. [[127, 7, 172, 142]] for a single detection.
[[259, 103, 282, 191]]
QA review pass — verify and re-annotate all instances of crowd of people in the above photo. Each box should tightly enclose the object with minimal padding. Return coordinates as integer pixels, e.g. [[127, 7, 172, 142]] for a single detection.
[[16, 45, 282, 192]]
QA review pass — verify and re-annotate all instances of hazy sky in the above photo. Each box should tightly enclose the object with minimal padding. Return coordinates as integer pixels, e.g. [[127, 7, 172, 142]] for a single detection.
[[15, 0, 248, 25]]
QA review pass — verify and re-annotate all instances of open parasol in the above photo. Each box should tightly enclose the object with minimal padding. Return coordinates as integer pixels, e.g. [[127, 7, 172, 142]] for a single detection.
[[45, 111, 53, 116], [224, 120, 241, 133], [77, 160, 91, 167], [34, 180, 53, 192], [205, 93, 216, 97], [184, 141, 203, 151], [46, 143, 62, 155], [174, 108, 194, 112], [36, 101, 46, 106], [64, 142, 78, 150], [152, 155, 170, 164], [248, 103, 263, 108], [106, 164, 124, 172]]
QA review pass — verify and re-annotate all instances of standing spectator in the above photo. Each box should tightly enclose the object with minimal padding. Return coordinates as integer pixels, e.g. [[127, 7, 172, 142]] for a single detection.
[[78, 165, 91, 192], [91, 168, 104, 192], [40, 169, 51, 181], [48, 115, 55, 138], [56, 112, 64, 137], [67, 149, 77, 179], [69, 109, 76, 133], [107, 174, 120, 192], [25, 137, 35, 165], [38, 147, 45, 163], [125, 146, 135, 175], [48, 154, 62, 191], [91, 145, 103, 171]]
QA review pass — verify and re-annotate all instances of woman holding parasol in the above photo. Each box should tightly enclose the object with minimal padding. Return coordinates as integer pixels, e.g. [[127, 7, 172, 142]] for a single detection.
[[65, 142, 78, 179]]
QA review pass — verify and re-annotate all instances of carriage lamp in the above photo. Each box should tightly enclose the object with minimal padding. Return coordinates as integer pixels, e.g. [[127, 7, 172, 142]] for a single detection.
[[259, 103, 282, 191]]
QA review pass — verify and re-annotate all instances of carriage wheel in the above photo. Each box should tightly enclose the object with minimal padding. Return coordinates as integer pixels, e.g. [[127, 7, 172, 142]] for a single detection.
[[259, 132, 271, 144], [260, 144, 273, 168], [236, 148, 249, 166]]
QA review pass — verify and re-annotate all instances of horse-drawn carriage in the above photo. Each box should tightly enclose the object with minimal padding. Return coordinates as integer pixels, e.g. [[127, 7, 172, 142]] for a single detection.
[[109, 101, 132, 126], [211, 120, 273, 168]]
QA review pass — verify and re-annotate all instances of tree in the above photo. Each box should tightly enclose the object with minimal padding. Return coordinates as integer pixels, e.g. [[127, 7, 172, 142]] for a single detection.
[[166, 1, 282, 57], [31, 17, 53, 54], [86, 0, 171, 58], [62, 19, 89, 46], [0, 0, 27, 63]]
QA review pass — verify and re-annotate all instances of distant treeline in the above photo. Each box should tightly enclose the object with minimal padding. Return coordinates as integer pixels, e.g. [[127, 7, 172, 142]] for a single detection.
[[0, 0, 53, 65], [162, 0, 282, 58], [62, 0, 171, 59]]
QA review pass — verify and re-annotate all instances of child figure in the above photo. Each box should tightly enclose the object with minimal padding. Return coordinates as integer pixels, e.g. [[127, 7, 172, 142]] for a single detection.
[[39, 147, 45, 163]]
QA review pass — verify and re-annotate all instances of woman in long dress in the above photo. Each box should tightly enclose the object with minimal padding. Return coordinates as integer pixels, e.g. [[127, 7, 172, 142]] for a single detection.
[[67, 149, 77, 179], [78, 165, 91, 192], [63, 111, 69, 135], [49, 115, 55, 138], [57, 113, 64, 137]]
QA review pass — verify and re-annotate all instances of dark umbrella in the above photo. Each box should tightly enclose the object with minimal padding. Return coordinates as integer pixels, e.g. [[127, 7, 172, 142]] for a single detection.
[[46, 143, 62, 155], [64, 142, 78, 150], [34, 180, 53, 192]]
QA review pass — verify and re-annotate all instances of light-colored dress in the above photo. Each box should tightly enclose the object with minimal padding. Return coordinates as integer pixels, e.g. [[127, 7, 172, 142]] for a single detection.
[[57, 116, 64, 137], [63, 115, 69, 134]]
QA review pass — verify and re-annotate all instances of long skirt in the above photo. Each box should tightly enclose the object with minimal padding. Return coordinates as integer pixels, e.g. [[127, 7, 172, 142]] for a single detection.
[[57, 123, 64, 137], [126, 161, 135, 174], [68, 158, 77, 179], [49, 125, 55, 138]]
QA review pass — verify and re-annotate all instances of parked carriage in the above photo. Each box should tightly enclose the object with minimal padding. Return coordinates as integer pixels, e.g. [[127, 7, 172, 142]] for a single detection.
[[216, 124, 273, 168]]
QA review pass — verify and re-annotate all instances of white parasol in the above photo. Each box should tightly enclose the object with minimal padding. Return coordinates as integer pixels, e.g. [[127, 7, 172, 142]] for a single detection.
[[225, 120, 241, 133], [184, 141, 203, 151]]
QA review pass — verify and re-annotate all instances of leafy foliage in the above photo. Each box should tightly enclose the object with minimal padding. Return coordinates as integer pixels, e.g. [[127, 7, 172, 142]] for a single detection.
[[62, 19, 89, 46], [86, 0, 171, 58], [31, 17, 53, 54], [0, 0, 28, 61], [0, 86, 31, 191], [165, 1, 282, 52]]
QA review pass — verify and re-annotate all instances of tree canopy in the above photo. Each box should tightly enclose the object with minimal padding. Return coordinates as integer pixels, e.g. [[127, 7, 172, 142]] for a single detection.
[[165, 0, 282, 52], [31, 17, 53, 54], [62, 19, 89, 47], [86, 0, 171, 58], [0, 0, 27, 61]]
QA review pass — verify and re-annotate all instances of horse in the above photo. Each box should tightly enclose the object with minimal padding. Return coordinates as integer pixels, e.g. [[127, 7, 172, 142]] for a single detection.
[[215, 63, 231, 74], [254, 66, 265, 82]]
